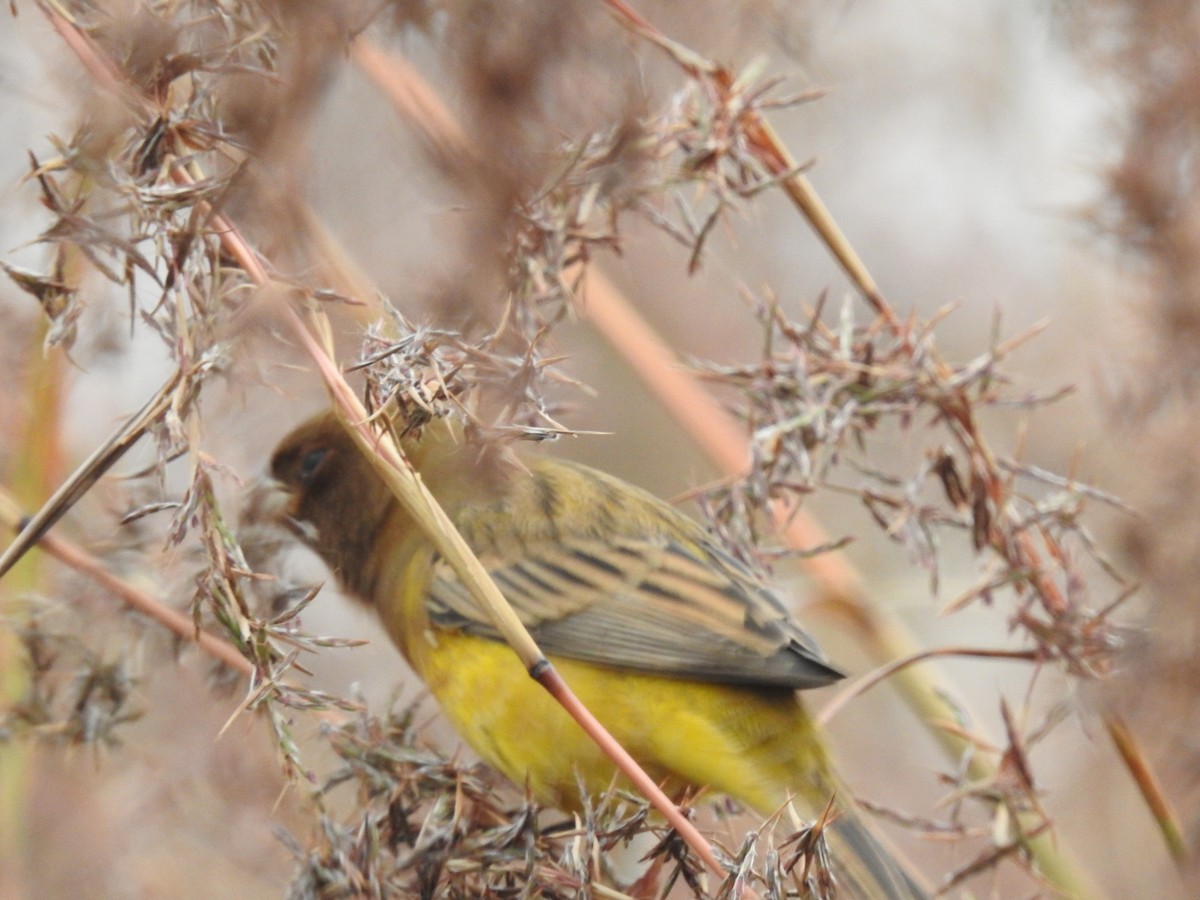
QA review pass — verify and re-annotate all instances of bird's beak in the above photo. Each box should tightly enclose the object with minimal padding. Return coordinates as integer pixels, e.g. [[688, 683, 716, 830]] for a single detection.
[[240, 476, 317, 546], [238, 476, 323, 617], [240, 475, 292, 528]]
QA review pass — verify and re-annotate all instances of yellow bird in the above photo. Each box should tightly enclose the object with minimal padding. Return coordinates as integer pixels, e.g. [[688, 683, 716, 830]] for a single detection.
[[259, 411, 927, 899]]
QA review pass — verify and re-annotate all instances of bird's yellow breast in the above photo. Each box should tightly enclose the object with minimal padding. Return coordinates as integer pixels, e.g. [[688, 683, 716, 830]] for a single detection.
[[412, 627, 827, 815]]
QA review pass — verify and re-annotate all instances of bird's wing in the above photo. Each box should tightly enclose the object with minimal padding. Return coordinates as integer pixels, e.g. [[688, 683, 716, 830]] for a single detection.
[[425, 532, 843, 690]]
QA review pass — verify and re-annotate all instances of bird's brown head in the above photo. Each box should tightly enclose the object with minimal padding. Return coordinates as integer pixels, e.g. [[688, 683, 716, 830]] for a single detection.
[[256, 410, 504, 604], [261, 412, 397, 602]]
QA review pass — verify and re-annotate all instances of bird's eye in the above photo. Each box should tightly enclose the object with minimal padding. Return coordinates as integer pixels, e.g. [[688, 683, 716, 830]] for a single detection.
[[297, 447, 329, 484]]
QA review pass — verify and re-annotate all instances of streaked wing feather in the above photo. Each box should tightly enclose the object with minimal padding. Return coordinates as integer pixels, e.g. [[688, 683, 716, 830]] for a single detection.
[[426, 535, 842, 689]]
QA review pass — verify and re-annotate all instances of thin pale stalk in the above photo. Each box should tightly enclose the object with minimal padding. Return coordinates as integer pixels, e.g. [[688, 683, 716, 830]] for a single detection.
[[600, 0, 898, 331], [0, 487, 252, 678], [0, 372, 182, 580], [284, 304, 545, 670], [537, 666, 738, 892], [1105, 716, 1186, 864]]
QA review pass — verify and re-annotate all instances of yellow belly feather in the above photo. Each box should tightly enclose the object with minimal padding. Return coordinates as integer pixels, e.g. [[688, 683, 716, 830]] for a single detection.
[[416, 629, 829, 816]]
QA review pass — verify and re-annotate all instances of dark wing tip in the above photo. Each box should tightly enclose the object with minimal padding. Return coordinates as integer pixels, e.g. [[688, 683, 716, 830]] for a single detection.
[[788, 648, 846, 689]]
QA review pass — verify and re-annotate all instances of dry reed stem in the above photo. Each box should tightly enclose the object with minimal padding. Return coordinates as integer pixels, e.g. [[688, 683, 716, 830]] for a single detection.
[[0, 484, 252, 676], [1105, 715, 1186, 864], [601, 0, 897, 331], [282, 303, 547, 671], [0, 371, 181, 580]]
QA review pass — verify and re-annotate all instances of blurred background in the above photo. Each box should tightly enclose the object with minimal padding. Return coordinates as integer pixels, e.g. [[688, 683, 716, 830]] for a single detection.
[[1, 1, 1193, 897]]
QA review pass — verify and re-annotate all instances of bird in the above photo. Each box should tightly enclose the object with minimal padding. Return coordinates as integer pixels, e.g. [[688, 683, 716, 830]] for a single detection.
[[254, 410, 928, 899]]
